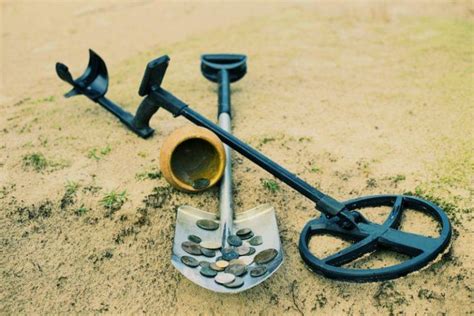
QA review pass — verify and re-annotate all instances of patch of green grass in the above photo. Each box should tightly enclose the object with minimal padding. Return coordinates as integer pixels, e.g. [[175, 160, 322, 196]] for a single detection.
[[22, 153, 48, 171], [61, 181, 79, 209], [22, 152, 69, 172], [373, 281, 407, 314], [257, 137, 276, 148], [261, 137, 275, 144], [100, 145, 111, 155], [87, 145, 112, 161], [298, 136, 312, 142], [65, 181, 79, 196], [366, 178, 378, 188], [101, 190, 128, 217], [389, 174, 406, 185], [137, 151, 148, 158], [87, 149, 100, 160], [261, 178, 280, 193], [74, 205, 88, 216], [31, 96, 55, 104], [404, 186, 472, 226], [309, 165, 320, 173], [136, 168, 162, 181]]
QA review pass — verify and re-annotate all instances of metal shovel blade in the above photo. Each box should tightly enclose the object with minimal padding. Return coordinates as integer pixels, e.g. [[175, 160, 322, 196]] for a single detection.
[[171, 204, 283, 293]]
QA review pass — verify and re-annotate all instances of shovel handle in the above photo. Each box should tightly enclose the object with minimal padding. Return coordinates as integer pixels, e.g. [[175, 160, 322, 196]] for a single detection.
[[218, 70, 231, 117], [219, 113, 234, 245]]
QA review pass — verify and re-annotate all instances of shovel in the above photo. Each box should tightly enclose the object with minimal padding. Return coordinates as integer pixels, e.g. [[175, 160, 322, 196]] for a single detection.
[[170, 54, 283, 293]]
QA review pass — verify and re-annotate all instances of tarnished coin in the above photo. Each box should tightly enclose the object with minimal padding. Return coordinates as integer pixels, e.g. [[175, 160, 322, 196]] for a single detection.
[[215, 260, 229, 269], [215, 272, 236, 285], [181, 256, 199, 267], [239, 232, 254, 240], [247, 247, 256, 256], [229, 259, 245, 266], [224, 277, 245, 288], [200, 241, 221, 250], [210, 262, 225, 272], [188, 234, 202, 244], [222, 251, 239, 261], [254, 248, 278, 265], [192, 178, 210, 190], [236, 245, 250, 256], [239, 256, 253, 266], [249, 235, 263, 246], [200, 267, 217, 277], [227, 235, 243, 247], [225, 264, 247, 277], [181, 241, 202, 255], [236, 228, 252, 237], [250, 265, 267, 277], [201, 248, 216, 258], [196, 219, 219, 231], [199, 261, 211, 268]]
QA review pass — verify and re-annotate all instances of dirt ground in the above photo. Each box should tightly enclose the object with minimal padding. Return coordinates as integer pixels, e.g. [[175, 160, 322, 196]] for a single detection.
[[1, 0, 473, 314]]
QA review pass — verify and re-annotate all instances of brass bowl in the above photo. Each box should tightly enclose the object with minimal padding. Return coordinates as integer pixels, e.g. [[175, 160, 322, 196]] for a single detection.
[[160, 126, 226, 192]]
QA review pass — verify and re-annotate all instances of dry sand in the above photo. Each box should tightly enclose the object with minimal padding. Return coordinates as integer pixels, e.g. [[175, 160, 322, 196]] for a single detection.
[[1, 0, 473, 314]]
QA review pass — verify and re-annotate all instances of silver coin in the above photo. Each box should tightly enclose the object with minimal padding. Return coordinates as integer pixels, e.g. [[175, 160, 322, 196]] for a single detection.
[[200, 267, 217, 277], [222, 251, 239, 261], [239, 232, 254, 240], [250, 265, 267, 277], [254, 248, 278, 265], [236, 245, 250, 256], [227, 235, 243, 247], [210, 262, 225, 272], [200, 241, 221, 250], [181, 241, 202, 255], [224, 277, 245, 288], [181, 256, 199, 267], [188, 234, 202, 243], [239, 256, 253, 266], [225, 264, 247, 277], [196, 219, 219, 231], [249, 235, 263, 246], [201, 248, 216, 258], [192, 178, 210, 190], [199, 261, 211, 269], [215, 272, 235, 285], [236, 228, 252, 237]]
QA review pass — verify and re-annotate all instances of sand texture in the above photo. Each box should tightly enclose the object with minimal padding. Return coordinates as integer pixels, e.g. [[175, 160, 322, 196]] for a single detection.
[[1, 1, 473, 314]]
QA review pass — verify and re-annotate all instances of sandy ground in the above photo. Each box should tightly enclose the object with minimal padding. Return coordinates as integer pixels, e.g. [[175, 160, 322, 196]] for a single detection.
[[1, 0, 473, 314]]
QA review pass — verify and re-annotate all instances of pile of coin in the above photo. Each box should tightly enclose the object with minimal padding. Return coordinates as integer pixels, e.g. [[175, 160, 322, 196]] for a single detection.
[[179, 222, 279, 289]]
